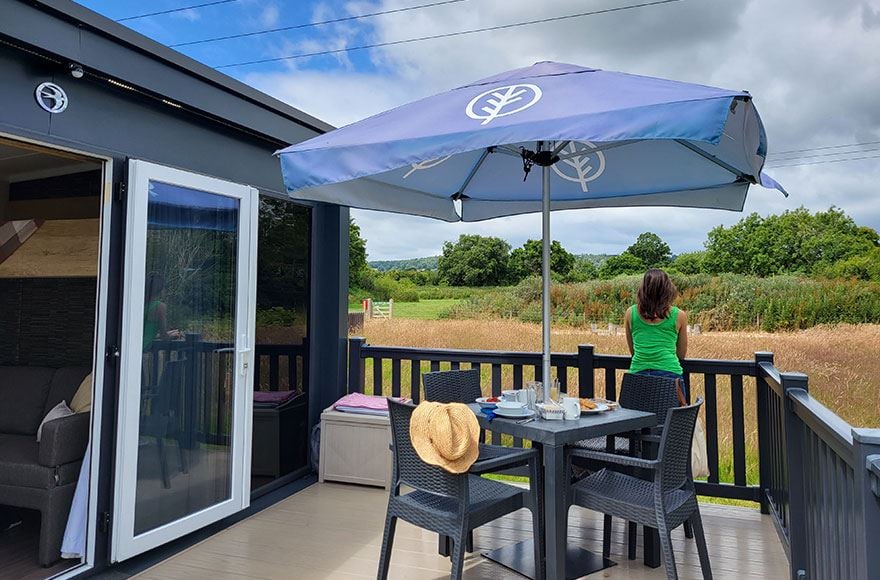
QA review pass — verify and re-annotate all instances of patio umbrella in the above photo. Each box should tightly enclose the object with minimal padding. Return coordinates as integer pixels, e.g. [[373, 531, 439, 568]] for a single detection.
[[277, 61, 786, 401]]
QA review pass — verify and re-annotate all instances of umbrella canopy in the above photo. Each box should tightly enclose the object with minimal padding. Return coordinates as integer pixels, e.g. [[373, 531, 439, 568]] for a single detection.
[[277, 61, 786, 222], [277, 61, 786, 396]]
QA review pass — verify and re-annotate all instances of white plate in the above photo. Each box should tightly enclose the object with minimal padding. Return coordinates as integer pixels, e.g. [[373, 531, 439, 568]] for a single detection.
[[580, 403, 610, 414], [475, 397, 499, 409], [493, 408, 536, 419]]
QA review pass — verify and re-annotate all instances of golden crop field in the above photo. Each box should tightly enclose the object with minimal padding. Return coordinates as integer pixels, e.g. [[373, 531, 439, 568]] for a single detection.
[[356, 319, 880, 488]]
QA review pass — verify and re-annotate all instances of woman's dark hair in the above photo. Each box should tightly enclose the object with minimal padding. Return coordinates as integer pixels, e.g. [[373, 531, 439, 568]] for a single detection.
[[145, 272, 165, 301], [637, 268, 677, 320]]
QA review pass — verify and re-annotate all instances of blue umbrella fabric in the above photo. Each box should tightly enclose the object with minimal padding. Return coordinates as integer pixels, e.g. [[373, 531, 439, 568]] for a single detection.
[[277, 61, 786, 222], [276, 61, 787, 397]]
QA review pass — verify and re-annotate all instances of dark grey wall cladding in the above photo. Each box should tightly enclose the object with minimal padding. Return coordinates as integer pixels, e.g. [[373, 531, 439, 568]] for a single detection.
[[0, 44, 293, 196], [0, 277, 97, 368]]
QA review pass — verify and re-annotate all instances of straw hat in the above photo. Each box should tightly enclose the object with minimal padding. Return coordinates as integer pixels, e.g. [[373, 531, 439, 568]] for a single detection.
[[410, 402, 480, 474]]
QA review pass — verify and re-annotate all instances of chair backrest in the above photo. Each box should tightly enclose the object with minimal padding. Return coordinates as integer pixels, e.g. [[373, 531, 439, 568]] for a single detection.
[[618, 372, 680, 418], [387, 399, 466, 498], [422, 369, 482, 403], [656, 398, 703, 493]]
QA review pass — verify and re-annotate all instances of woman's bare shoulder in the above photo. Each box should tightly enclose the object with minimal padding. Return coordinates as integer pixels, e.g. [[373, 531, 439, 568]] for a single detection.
[[677, 308, 688, 324]]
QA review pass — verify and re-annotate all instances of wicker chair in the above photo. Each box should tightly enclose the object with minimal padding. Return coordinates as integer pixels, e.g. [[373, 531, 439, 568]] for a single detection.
[[572, 372, 689, 558], [379, 400, 544, 580], [573, 372, 680, 454], [567, 400, 711, 580], [423, 369, 539, 555]]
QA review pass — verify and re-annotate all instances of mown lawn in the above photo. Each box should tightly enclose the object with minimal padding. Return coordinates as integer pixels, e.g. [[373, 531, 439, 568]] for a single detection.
[[349, 298, 463, 320]]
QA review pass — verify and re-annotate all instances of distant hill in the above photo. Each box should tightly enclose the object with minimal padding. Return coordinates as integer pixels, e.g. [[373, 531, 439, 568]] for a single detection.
[[370, 256, 440, 271], [575, 254, 614, 267]]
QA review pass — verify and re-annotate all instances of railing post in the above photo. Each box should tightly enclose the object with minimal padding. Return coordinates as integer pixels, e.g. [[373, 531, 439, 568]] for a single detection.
[[348, 337, 366, 394], [781, 372, 809, 580], [755, 351, 775, 515], [578, 344, 595, 398], [852, 428, 880, 580]]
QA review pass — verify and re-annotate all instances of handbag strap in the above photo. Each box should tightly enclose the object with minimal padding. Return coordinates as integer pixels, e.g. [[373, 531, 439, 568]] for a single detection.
[[675, 378, 688, 407]]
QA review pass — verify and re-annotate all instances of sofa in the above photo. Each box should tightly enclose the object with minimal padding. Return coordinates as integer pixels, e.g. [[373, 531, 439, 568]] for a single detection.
[[0, 366, 91, 566]]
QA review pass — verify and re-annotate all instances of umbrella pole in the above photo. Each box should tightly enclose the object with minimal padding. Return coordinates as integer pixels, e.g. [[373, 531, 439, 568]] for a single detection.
[[541, 164, 552, 403]]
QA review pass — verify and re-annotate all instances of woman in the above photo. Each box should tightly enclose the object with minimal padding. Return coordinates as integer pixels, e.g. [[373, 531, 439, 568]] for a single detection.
[[143, 272, 182, 352], [624, 268, 688, 397]]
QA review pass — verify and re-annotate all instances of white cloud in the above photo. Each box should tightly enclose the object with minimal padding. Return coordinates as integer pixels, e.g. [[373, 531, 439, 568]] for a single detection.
[[243, 0, 880, 260]]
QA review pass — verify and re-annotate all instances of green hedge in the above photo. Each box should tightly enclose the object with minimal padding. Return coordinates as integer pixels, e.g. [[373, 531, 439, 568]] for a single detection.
[[445, 274, 880, 331]]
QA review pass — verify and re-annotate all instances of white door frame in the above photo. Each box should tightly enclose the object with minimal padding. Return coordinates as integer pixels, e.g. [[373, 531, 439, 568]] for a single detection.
[[111, 159, 257, 562]]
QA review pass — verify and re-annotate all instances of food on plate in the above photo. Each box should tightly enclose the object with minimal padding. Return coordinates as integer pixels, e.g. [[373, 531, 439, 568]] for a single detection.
[[486, 396, 500, 403], [579, 398, 597, 411]]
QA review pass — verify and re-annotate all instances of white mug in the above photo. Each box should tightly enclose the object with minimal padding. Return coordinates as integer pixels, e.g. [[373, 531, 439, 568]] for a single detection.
[[562, 397, 581, 420]]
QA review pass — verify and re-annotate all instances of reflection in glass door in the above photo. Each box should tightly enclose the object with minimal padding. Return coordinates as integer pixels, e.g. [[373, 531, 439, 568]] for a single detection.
[[113, 161, 257, 562]]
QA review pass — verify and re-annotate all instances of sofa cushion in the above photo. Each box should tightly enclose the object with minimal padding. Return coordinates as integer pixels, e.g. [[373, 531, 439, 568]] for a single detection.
[[0, 434, 80, 488], [44, 367, 91, 416], [0, 367, 55, 435]]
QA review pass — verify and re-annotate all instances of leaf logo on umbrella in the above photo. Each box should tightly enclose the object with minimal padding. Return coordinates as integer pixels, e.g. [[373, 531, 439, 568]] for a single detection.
[[466, 84, 542, 125], [403, 155, 452, 179], [552, 141, 606, 192]]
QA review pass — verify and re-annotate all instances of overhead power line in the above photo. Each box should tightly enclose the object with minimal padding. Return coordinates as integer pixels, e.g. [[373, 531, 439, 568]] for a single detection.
[[171, 0, 469, 47], [765, 145, 880, 166], [215, 0, 683, 69], [117, 0, 239, 22], [765, 152, 880, 169], [768, 139, 880, 158]]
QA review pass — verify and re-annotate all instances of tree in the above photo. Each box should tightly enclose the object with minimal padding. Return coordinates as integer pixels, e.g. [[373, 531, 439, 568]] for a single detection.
[[599, 252, 644, 278], [671, 251, 706, 275], [566, 257, 599, 282], [349, 218, 370, 288], [437, 234, 511, 286], [509, 239, 575, 282], [703, 207, 877, 276], [626, 232, 671, 268]]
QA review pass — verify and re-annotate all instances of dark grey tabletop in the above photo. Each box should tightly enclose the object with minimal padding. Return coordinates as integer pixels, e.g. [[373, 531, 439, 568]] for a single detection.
[[468, 403, 658, 446]]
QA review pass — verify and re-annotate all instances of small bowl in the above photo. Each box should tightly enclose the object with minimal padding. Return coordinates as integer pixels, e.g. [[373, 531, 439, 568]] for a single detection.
[[496, 400, 526, 411]]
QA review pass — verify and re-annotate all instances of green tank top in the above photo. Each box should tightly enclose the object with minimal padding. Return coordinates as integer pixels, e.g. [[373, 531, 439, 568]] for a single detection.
[[143, 299, 161, 351], [629, 305, 682, 375]]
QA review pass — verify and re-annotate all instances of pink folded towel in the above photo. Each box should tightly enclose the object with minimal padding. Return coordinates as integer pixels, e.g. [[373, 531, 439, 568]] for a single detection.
[[254, 390, 299, 405], [333, 392, 406, 412]]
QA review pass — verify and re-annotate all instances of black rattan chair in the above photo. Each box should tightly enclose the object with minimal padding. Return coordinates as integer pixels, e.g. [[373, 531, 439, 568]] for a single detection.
[[379, 399, 544, 580], [573, 372, 680, 454], [423, 369, 539, 555], [567, 400, 711, 580], [572, 372, 689, 558]]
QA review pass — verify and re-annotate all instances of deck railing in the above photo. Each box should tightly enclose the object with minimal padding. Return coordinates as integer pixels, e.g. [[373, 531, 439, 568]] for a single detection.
[[347, 337, 880, 580], [144, 337, 308, 444], [757, 361, 880, 580]]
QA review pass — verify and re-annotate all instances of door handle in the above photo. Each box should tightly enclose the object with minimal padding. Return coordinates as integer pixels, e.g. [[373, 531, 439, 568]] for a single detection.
[[238, 347, 253, 376]]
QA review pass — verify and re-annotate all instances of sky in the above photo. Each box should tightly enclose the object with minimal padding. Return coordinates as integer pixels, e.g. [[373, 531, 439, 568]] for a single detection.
[[78, 0, 880, 260]]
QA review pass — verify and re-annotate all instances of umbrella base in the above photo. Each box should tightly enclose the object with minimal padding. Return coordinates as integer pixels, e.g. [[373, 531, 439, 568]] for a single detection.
[[482, 539, 616, 579]]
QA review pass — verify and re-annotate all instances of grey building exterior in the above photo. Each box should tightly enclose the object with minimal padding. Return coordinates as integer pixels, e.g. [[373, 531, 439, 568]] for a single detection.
[[0, 0, 349, 575]]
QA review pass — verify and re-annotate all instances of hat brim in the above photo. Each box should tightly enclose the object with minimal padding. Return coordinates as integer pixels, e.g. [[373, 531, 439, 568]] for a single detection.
[[410, 402, 481, 474]]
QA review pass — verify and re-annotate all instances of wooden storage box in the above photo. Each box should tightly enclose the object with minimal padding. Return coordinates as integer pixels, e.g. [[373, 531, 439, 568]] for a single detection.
[[318, 408, 392, 489]]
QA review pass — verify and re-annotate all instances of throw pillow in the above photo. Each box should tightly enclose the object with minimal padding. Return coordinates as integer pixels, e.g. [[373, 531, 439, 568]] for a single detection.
[[70, 373, 93, 413], [37, 401, 74, 442]]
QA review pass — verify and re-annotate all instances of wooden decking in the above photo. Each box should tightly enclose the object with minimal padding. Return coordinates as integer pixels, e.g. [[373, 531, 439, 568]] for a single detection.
[[136, 482, 788, 580]]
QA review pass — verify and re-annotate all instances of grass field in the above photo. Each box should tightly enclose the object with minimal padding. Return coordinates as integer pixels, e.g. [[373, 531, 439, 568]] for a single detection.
[[349, 298, 462, 319], [353, 319, 880, 499]]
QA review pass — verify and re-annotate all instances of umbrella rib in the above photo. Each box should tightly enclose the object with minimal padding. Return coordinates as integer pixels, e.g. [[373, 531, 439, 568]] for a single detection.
[[675, 139, 754, 182], [556, 139, 642, 160], [454, 148, 491, 198]]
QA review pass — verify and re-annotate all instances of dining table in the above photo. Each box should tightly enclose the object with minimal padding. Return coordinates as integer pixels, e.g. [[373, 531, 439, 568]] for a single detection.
[[467, 402, 658, 580]]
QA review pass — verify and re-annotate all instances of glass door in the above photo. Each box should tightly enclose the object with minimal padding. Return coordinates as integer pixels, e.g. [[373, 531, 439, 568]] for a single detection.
[[112, 160, 257, 562]]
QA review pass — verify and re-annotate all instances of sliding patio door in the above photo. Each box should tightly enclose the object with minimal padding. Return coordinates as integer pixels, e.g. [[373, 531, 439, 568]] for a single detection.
[[112, 160, 258, 562]]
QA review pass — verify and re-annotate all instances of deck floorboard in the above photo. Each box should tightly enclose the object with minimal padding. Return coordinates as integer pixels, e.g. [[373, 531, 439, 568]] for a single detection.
[[136, 482, 788, 579]]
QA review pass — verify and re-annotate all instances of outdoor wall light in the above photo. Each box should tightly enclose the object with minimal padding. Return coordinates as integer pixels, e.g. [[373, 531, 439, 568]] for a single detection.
[[69, 63, 84, 79]]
